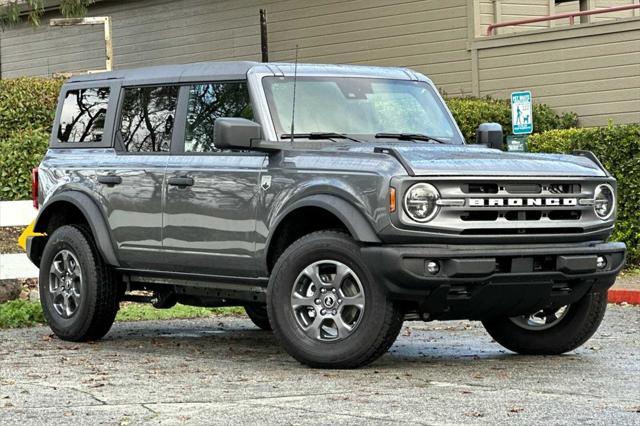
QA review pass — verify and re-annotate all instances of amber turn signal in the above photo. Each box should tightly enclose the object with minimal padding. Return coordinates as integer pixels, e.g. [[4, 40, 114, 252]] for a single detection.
[[389, 187, 397, 213]]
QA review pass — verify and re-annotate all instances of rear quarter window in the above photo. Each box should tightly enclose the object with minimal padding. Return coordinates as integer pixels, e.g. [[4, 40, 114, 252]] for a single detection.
[[57, 87, 110, 143]]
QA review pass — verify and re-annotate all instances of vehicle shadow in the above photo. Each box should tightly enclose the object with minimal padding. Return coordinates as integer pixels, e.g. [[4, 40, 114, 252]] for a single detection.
[[86, 317, 587, 371]]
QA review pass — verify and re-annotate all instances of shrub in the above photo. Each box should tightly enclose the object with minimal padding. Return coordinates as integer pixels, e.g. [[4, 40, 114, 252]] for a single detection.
[[445, 97, 578, 143], [528, 124, 640, 265], [0, 299, 45, 328], [0, 127, 50, 200], [0, 77, 63, 140]]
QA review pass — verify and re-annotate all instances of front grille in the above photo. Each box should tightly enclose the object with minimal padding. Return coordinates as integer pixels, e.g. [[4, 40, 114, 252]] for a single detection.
[[402, 178, 610, 239]]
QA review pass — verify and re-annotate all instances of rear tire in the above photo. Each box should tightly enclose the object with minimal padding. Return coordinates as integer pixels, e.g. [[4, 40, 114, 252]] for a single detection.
[[39, 225, 119, 341], [244, 304, 272, 331], [482, 289, 607, 355], [267, 231, 403, 369]]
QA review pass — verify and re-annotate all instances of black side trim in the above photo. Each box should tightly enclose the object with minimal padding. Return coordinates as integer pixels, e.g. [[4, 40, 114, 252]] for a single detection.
[[374, 147, 415, 176], [33, 192, 120, 266], [268, 194, 381, 245], [572, 150, 610, 176]]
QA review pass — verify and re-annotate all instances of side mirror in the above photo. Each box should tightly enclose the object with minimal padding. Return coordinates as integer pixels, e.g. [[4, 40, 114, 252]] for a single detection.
[[213, 117, 262, 150], [476, 122, 504, 150]]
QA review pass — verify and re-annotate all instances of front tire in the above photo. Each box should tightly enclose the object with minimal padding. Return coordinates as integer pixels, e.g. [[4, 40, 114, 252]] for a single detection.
[[482, 289, 608, 355], [267, 231, 403, 369], [39, 225, 119, 341]]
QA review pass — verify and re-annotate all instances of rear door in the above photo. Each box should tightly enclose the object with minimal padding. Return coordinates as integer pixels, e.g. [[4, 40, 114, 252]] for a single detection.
[[97, 85, 179, 270], [163, 81, 267, 277]]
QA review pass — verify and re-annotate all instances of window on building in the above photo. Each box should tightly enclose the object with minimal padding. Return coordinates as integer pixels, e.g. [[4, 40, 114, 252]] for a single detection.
[[555, 0, 592, 23], [185, 82, 253, 152], [57, 87, 110, 143], [119, 86, 179, 153]]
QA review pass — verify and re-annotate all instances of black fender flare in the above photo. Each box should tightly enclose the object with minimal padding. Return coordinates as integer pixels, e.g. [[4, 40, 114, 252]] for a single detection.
[[33, 191, 120, 266], [267, 194, 381, 249]]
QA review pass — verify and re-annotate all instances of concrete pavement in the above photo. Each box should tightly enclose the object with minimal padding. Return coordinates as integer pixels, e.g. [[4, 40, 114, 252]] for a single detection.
[[0, 305, 638, 425]]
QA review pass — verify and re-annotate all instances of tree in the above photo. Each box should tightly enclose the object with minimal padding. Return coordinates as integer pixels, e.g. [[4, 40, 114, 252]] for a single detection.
[[0, 0, 91, 28]]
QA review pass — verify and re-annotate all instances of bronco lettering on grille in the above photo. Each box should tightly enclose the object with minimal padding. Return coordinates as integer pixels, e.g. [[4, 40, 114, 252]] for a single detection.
[[468, 198, 578, 207]]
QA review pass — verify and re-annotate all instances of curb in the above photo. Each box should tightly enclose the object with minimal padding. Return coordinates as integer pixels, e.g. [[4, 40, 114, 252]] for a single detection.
[[608, 289, 640, 305]]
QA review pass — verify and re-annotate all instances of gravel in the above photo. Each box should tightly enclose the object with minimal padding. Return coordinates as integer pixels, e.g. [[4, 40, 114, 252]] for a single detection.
[[0, 304, 638, 425], [0, 226, 24, 254]]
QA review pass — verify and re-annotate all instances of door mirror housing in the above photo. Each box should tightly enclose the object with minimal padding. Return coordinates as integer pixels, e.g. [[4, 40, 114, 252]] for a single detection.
[[476, 122, 504, 150], [213, 117, 262, 150]]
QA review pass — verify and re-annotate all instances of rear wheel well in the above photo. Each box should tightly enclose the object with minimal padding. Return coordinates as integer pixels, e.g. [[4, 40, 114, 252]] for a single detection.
[[37, 201, 89, 235], [267, 207, 350, 272], [31, 201, 90, 265]]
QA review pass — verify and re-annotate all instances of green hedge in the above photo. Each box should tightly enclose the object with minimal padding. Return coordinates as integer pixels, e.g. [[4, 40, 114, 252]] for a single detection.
[[529, 124, 640, 265], [445, 97, 578, 143], [0, 127, 50, 200], [0, 77, 62, 200], [0, 77, 63, 140]]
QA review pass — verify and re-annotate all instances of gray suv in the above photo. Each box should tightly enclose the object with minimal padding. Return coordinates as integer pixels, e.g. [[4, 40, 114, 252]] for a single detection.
[[25, 61, 625, 368]]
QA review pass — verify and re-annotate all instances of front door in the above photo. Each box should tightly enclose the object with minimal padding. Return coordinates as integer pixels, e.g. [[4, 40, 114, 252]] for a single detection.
[[162, 82, 266, 277]]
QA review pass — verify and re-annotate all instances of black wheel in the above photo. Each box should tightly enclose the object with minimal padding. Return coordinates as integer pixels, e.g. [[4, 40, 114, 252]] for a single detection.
[[482, 289, 608, 355], [39, 225, 119, 341], [267, 231, 403, 369], [244, 304, 272, 331]]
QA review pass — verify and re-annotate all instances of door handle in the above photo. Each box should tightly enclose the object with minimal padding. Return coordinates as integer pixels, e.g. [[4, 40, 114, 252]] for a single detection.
[[167, 176, 194, 187], [97, 174, 122, 186]]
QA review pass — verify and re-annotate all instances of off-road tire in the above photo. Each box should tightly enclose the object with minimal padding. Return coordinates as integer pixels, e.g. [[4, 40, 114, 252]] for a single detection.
[[267, 231, 403, 369], [244, 304, 272, 331], [39, 225, 119, 341], [482, 289, 608, 355]]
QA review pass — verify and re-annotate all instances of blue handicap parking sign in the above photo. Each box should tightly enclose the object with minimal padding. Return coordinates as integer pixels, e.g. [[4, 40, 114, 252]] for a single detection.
[[511, 91, 533, 135]]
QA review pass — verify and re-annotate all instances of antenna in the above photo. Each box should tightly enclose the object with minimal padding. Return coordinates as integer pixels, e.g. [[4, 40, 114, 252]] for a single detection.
[[290, 44, 299, 143]]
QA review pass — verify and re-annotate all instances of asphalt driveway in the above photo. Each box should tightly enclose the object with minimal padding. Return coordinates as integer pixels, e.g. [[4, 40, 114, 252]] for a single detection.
[[1, 305, 638, 425]]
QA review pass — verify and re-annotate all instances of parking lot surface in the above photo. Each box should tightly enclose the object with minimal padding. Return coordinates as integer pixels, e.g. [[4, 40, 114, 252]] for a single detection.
[[1, 305, 638, 425]]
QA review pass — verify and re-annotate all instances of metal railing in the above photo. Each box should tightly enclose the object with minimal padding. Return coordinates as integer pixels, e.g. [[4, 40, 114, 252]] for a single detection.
[[487, 4, 640, 36]]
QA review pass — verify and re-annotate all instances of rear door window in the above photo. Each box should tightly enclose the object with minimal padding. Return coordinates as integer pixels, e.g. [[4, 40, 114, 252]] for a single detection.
[[57, 87, 110, 143], [118, 86, 179, 153], [184, 82, 253, 152]]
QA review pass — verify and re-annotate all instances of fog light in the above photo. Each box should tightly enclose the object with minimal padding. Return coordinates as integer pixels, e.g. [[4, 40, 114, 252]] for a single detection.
[[426, 261, 440, 275], [596, 256, 607, 270]]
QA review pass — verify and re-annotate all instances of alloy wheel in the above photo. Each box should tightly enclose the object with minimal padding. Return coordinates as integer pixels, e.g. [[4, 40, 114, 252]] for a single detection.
[[49, 249, 83, 318], [290, 260, 365, 341]]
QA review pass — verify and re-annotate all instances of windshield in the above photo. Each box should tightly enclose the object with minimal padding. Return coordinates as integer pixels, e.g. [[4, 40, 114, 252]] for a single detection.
[[262, 76, 462, 144]]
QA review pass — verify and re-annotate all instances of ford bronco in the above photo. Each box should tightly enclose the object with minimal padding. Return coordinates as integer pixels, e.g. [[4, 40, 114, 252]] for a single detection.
[[24, 61, 625, 368]]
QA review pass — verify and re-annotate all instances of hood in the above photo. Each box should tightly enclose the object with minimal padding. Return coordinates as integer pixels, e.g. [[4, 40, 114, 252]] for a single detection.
[[343, 143, 606, 177]]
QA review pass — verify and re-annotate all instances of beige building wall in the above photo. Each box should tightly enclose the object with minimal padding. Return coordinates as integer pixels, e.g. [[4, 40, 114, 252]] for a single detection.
[[266, 0, 472, 96], [480, 0, 639, 35], [0, 0, 473, 96], [479, 0, 553, 35], [473, 20, 640, 126], [0, 0, 637, 126]]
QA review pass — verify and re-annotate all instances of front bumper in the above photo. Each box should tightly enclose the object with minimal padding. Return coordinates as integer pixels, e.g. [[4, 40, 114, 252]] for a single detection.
[[362, 241, 625, 320]]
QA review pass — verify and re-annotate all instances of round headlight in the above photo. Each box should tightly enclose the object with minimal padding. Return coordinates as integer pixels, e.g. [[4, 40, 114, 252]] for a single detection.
[[404, 183, 440, 222], [593, 184, 615, 220]]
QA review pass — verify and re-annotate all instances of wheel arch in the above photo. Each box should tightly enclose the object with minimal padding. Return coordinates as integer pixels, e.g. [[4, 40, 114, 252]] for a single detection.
[[264, 194, 380, 272], [32, 192, 120, 267]]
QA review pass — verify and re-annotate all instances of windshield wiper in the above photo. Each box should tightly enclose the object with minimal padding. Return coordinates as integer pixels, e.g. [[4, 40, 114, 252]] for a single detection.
[[375, 133, 446, 144], [281, 132, 364, 143]]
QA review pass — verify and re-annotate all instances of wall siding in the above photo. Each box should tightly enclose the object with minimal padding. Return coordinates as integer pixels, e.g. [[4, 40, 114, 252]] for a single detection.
[[0, 0, 473, 96], [479, 0, 639, 35], [476, 21, 640, 126], [1, 0, 638, 126]]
